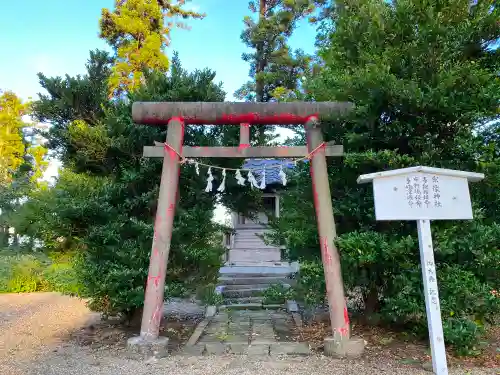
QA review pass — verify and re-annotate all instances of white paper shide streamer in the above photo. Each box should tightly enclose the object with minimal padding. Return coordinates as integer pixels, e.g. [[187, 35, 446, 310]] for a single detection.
[[187, 159, 200, 175], [235, 169, 246, 186], [205, 167, 214, 192], [279, 164, 287, 186], [247, 170, 259, 189], [259, 168, 266, 189], [217, 169, 227, 192]]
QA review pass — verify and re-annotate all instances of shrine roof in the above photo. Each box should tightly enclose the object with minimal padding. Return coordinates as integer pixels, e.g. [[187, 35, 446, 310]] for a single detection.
[[242, 159, 297, 185]]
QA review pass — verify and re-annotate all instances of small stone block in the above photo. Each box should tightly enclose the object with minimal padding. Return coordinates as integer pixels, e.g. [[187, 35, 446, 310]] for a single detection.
[[323, 336, 365, 358], [126, 336, 169, 360], [286, 300, 299, 313], [206, 305, 217, 317], [271, 342, 310, 356], [228, 342, 249, 355], [247, 343, 270, 356], [204, 342, 228, 355]]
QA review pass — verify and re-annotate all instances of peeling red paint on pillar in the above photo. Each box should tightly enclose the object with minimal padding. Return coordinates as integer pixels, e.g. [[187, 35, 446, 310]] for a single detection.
[[344, 304, 350, 325], [140, 118, 185, 340], [305, 116, 350, 343], [238, 143, 250, 151], [320, 236, 333, 266]]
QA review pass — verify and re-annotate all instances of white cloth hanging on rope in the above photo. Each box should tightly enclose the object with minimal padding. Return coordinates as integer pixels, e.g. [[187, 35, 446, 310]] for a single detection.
[[205, 167, 214, 192], [279, 164, 287, 186], [259, 167, 266, 189], [235, 169, 246, 186], [217, 169, 226, 192]]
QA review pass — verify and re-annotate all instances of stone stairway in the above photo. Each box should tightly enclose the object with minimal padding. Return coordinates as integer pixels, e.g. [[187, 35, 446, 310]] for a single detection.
[[218, 265, 295, 306], [218, 224, 296, 307], [227, 225, 282, 264]]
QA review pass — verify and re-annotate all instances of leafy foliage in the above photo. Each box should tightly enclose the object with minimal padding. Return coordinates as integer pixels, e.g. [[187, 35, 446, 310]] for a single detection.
[[0, 91, 28, 186], [262, 282, 293, 304], [0, 91, 48, 247], [0, 251, 78, 294], [99, 0, 204, 96]]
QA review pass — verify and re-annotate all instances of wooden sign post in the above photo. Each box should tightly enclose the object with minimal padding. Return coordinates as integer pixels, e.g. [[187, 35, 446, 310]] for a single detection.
[[357, 166, 484, 375]]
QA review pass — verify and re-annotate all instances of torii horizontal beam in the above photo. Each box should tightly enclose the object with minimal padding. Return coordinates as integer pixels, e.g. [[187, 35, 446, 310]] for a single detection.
[[144, 141, 343, 158], [132, 101, 353, 125]]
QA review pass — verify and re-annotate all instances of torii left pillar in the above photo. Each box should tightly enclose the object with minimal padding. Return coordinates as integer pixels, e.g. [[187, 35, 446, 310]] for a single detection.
[[126, 117, 184, 358]]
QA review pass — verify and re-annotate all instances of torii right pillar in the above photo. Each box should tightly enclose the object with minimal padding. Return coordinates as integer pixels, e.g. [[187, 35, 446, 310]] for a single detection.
[[305, 116, 365, 358]]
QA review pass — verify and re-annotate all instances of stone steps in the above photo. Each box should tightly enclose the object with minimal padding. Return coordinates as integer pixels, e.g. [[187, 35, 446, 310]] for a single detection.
[[223, 296, 264, 304], [222, 283, 291, 291], [222, 287, 268, 298], [219, 276, 289, 285], [232, 242, 278, 249], [229, 249, 281, 263]]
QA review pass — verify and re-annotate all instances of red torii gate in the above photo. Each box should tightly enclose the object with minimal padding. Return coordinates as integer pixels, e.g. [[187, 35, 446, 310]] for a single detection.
[[128, 102, 364, 358]]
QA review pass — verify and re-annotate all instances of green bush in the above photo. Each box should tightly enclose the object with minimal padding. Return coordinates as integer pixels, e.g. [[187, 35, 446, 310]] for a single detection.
[[43, 262, 81, 295], [0, 253, 48, 293], [0, 251, 80, 294], [197, 283, 224, 306], [293, 261, 326, 308], [262, 283, 294, 304]]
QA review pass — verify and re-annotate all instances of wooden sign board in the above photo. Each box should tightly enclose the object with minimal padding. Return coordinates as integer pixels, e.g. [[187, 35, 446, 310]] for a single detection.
[[357, 166, 484, 375], [372, 172, 473, 221]]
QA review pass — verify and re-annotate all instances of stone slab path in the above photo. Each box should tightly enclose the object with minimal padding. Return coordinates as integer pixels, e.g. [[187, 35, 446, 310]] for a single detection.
[[184, 309, 310, 356]]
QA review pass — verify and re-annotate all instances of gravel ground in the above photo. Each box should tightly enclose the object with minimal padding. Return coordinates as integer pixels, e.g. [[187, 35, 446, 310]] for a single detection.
[[0, 293, 497, 375]]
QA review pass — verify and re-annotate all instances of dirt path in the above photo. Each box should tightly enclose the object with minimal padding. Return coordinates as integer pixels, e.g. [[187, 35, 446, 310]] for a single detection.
[[0, 292, 99, 375], [0, 293, 497, 375]]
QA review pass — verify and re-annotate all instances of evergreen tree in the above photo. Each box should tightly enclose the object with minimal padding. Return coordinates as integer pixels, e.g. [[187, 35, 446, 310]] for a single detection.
[[236, 0, 317, 103], [99, 0, 204, 97]]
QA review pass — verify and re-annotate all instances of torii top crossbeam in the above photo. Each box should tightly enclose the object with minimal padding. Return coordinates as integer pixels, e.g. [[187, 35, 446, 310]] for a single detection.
[[132, 101, 353, 125]]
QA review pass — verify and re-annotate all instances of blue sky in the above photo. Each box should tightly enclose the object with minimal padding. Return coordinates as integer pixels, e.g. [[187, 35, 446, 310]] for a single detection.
[[0, 0, 318, 102]]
